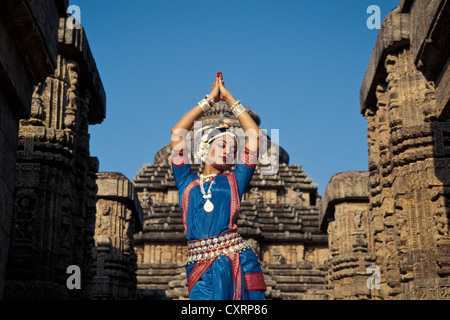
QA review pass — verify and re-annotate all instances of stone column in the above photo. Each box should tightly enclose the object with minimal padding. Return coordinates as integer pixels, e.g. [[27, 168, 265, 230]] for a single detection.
[[93, 172, 143, 300], [5, 17, 106, 299], [359, 2, 450, 299], [0, 0, 67, 299], [320, 171, 374, 300]]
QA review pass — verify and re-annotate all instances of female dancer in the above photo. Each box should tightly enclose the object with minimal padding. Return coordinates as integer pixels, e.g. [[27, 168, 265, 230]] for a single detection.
[[170, 73, 266, 300]]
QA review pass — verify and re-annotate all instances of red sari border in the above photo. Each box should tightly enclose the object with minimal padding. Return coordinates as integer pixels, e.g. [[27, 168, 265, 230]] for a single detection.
[[226, 173, 240, 233], [188, 259, 215, 293], [229, 252, 242, 300], [244, 272, 266, 291], [182, 179, 200, 234]]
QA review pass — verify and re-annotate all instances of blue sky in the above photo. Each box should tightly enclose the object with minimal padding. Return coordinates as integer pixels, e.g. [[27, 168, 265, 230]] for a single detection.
[[72, 0, 398, 195]]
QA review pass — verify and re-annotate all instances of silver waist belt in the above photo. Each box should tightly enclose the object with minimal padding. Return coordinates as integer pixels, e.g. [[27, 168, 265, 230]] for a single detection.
[[186, 232, 250, 265]]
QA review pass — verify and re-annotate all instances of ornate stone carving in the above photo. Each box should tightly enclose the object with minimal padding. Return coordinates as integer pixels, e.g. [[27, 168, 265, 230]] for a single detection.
[[0, 0, 66, 299], [5, 17, 105, 300], [92, 172, 143, 300], [323, 2, 450, 300], [320, 171, 375, 299]]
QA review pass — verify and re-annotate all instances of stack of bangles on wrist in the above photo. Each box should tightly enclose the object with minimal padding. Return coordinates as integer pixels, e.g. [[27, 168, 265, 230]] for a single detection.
[[229, 100, 246, 118], [198, 94, 215, 112]]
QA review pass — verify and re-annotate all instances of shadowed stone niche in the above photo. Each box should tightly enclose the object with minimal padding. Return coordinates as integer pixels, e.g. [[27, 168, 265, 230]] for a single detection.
[[92, 172, 143, 300]]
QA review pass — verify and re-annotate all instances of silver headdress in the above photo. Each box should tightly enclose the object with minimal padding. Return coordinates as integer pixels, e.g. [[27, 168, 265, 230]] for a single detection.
[[196, 112, 238, 163]]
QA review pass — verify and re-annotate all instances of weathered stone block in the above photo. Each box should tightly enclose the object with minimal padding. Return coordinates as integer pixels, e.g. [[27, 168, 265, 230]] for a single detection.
[[319, 171, 370, 232], [360, 7, 410, 114]]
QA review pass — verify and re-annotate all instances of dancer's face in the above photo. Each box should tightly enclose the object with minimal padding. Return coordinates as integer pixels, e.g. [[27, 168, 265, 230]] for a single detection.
[[206, 134, 237, 171]]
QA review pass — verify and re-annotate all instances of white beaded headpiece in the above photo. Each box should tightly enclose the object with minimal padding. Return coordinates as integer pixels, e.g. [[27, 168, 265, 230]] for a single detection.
[[197, 113, 238, 163]]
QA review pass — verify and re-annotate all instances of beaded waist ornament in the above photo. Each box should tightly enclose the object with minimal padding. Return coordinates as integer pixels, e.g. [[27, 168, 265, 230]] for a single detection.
[[186, 232, 251, 265]]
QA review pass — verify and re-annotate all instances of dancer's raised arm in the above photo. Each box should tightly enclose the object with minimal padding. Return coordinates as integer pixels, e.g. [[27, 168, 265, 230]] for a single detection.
[[170, 77, 220, 151], [217, 75, 260, 153]]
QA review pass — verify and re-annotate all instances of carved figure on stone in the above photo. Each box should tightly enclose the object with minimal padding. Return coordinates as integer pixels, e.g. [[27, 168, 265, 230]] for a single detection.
[[78, 89, 91, 134], [385, 244, 401, 295], [123, 209, 133, 252], [250, 187, 262, 204], [397, 212, 409, 253], [271, 246, 285, 264], [96, 202, 111, 237], [64, 60, 80, 130], [399, 253, 414, 282], [59, 197, 72, 255], [13, 190, 36, 239], [328, 222, 339, 256], [422, 81, 437, 121], [366, 108, 380, 170], [354, 211, 363, 229], [293, 188, 304, 206], [385, 54, 404, 130], [67, 60, 79, 87], [30, 82, 46, 122], [434, 203, 449, 237], [352, 230, 368, 252], [140, 188, 152, 207], [385, 54, 398, 84]]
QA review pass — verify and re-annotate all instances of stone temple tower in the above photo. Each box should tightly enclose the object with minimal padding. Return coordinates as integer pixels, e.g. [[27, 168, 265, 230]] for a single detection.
[[133, 102, 329, 300]]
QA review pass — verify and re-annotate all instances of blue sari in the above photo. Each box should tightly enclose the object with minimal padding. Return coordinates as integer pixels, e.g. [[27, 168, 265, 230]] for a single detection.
[[172, 148, 266, 300]]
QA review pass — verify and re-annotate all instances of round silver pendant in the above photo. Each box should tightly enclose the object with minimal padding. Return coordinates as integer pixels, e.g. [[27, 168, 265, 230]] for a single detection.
[[204, 199, 214, 212]]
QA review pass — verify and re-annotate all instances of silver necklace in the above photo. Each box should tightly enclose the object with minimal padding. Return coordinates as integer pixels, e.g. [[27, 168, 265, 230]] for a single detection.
[[200, 174, 216, 212]]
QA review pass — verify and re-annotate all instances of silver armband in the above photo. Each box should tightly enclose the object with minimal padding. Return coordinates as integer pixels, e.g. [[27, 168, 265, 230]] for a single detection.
[[205, 94, 216, 107], [229, 100, 246, 118], [198, 94, 215, 113], [198, 98, 211, 113]]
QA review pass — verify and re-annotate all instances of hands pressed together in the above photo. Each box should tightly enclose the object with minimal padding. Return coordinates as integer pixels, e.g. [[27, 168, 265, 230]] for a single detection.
[[209, 72, 236, 107], [170, 72, 259, 153]]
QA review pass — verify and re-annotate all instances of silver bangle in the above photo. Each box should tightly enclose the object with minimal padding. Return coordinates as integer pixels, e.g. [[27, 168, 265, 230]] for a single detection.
[[198, 98, 211, 113], [230, 100, 246, 118], [205, 94, 216, 107], [231, 100, 241, 109]]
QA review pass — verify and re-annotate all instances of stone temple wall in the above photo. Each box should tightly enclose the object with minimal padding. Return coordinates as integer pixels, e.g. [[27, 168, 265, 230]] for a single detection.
[[321, 0, 450, 300], [0, 0, 69, 299], [0, 3, 143, 300], [4, 15, 106, 299]]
